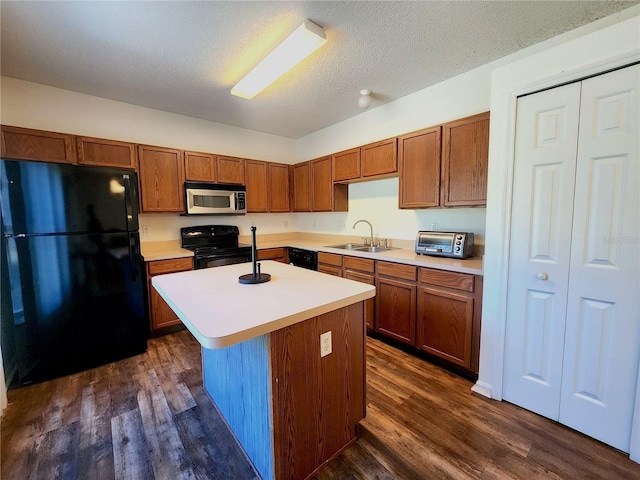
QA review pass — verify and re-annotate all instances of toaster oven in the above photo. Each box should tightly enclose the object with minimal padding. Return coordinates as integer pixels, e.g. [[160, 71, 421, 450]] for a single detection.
[[415, 231, 475, 259]]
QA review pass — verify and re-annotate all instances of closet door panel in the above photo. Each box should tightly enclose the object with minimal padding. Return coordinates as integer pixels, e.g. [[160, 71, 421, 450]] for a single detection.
[[560, 65, 640, 452], [502, 82, 581, 420]]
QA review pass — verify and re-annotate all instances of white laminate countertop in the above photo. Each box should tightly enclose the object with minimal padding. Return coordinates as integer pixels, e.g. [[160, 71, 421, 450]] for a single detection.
[[142, 238, 483, 275], [141, 240, 193, 262], [152, 260, 376, 349], [257, 239, 484, 275]]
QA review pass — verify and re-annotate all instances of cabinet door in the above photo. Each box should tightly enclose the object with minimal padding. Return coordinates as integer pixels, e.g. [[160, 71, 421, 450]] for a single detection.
[[137, 145, 184, 213], [398, 126, 441, 208], [375, 277, 416, 345], [268, 163, 290, 212], [77, 136, 136, 169], [292, 162, 311, 212], [1, 125, 76, 164], [417, 286, 474, 369], [257, 248, 288, 263], [148, 257, 193, 332], [150, 286, 183, 330], [344, 270, 375, 330], [185, 151, 216, 182], [332, 148, 360, 182], [362, 138, 397, 178], [311, 156, 333, 211], [245, 160, 268, 213], [441, 112, 489, 206], [216, 155, 245, 184]]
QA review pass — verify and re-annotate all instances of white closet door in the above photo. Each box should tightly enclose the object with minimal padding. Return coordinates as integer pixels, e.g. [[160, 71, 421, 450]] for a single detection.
[[559, 65, 640, 452], [503, 83, 581, 419]]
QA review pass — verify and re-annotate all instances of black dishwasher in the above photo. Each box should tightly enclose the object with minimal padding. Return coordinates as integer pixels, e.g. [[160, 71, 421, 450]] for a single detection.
[[288, 247, 318, 271]]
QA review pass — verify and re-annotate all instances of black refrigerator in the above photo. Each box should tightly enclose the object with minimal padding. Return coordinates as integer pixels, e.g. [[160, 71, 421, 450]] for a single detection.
[[1, 159, 148, 388]]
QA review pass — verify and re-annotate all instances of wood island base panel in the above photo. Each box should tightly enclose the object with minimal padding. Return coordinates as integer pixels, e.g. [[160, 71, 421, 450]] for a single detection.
[[152, 261, 374, 479], [203, 302, 365, 480]]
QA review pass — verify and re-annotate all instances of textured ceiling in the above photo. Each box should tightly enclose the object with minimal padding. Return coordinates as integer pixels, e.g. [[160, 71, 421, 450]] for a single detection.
[[1, 1, 637, 139]]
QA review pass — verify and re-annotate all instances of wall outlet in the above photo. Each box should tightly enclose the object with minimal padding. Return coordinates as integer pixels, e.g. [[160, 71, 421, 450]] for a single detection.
[[320, 331, 332, 358], [431, 223, 438, 231], [284, 220, 288, 229], [142, 225, 149, 236]]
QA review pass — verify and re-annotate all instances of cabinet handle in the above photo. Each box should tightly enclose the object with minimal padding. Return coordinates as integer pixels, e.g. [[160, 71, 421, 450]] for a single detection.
[[536, 272, 549, 281]]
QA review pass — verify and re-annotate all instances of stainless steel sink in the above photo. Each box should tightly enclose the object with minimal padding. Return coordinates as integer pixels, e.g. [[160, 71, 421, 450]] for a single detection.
[[356, 246, 392, 253], [327, 243, 369, 250], [326, 244, 395, 253]]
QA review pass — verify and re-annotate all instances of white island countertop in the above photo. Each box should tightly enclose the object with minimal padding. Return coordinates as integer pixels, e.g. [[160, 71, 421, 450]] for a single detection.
[[152, 260, 375, 349]]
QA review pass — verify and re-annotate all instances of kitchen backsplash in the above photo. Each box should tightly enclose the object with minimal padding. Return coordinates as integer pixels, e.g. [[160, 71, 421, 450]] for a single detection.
[[139, 178, 486, 245]]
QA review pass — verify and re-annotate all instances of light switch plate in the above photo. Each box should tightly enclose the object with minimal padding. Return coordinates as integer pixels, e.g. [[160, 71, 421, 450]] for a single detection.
[[320, 331, 332, 358]]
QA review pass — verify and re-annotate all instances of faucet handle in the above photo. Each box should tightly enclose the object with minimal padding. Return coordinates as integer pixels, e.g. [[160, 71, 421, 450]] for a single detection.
[[363, 237, 370, 246]]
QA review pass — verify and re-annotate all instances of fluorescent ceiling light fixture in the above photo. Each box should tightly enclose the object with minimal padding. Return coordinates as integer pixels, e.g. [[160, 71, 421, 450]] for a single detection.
[[231, 20, 327, 100]]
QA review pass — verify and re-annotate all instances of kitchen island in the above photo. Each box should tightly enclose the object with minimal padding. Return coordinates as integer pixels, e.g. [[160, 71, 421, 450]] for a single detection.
[[152, 261, 375, 480]]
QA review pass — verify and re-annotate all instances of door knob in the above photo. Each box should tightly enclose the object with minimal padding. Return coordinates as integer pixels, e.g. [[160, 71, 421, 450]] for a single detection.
[[536, 272, 549, 281]]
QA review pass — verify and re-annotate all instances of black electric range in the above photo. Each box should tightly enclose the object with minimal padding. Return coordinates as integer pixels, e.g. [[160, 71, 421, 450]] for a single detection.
[[181, 225, 252, 269]]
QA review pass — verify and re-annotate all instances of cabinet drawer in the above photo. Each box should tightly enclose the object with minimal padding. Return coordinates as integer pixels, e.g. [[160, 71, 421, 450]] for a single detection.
[[318, 252, 343, 267], [257, 248, 286, 261], [319, 264, 342, 277], [344, 256, 375, 274], [377, 261, 417, 282], [419, 268, 474, 292], [147, 257, 193, 275]]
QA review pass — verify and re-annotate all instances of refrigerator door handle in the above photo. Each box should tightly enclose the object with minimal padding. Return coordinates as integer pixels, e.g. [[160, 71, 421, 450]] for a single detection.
[[128, 234, 140, 281], [123, 173, 140, 231]]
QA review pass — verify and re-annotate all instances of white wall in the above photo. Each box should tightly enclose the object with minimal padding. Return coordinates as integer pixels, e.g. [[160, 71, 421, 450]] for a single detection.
[[0, 77, 296, 163], [476, 7, 639, 459]]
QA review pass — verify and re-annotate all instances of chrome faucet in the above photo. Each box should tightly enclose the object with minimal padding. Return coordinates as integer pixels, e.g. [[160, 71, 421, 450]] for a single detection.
[[353, 219, 375, 246]]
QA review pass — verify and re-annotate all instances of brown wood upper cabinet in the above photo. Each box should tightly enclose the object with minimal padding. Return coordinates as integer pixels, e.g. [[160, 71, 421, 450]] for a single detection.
[[137, 144, 185, 213], [441, 112, 490, 206], [268, 162, 290, 212], [1, 125, 76, 164], [311, 156, 348, 212], [291, 162, 311, 212], [245, 159, 269, 213], [332, 147, 360, 182], [398, 112, 489, 208], [398, 126, 441, 208], [184, 151, 216, 182], [216, 155, 246, 185], [77, 136, 136, 169], [332, 138, 397, 183]]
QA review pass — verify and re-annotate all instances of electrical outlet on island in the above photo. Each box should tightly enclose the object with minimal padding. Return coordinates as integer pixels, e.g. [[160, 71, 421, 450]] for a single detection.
[[320, 331, 332, 357]]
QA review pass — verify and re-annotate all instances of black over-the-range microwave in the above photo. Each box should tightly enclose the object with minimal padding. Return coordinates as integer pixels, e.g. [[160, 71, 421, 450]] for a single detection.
[[184, 182, 247, 215]]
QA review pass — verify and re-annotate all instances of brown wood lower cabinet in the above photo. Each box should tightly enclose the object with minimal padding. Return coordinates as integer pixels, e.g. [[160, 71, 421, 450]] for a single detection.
[[257, 247, 289, 264], [416, 267, 482, 372], [370, 259, 482, 374], [318, 252, 343, 277], [344, 256, 375, 330], [375, 261, 417, 346], [147, 257, 193, 332]]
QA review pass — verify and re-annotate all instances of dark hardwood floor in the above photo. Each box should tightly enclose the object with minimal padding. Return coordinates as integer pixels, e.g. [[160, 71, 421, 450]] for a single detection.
[[2, 330, 639, 479]]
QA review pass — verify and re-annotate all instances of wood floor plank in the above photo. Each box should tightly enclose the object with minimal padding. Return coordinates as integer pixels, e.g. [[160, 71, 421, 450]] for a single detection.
[[31, 420, 80, 480], [133, 368, 196, 480], [3, 332, 640, 480], [111, 408, 154, 480], [77, 380, 115, 480]]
